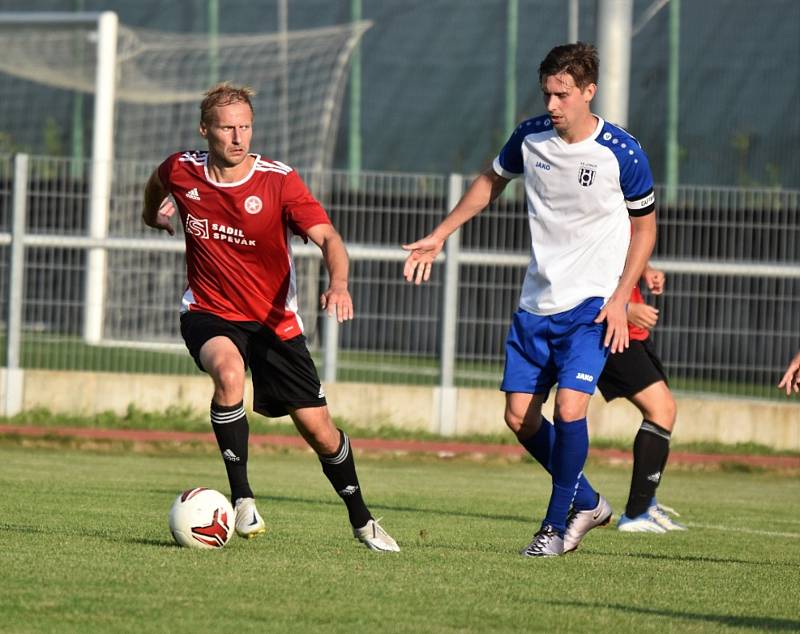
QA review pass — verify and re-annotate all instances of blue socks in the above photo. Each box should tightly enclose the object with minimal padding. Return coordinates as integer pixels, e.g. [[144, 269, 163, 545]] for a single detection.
[[542, 417, 590, 535], [518, 416, 597, 512]]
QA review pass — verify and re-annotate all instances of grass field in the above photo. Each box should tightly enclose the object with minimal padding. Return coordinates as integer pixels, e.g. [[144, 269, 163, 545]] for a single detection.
[[1, 442, 798, 632]]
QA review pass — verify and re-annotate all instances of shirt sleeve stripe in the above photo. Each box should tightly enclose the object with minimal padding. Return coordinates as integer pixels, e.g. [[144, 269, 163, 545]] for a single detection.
[[492, 157, 520, 180]]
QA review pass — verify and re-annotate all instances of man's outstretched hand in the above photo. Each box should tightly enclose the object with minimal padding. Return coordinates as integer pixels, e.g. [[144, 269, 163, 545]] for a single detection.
[[402, 235, 444, 285]]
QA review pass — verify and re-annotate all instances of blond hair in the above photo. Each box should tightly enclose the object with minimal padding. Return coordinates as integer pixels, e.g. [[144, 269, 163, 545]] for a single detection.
[[200, 82, 255, 125]]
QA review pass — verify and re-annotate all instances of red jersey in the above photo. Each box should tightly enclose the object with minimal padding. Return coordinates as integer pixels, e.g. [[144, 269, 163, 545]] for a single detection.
[[628, 283, 649, 341], [158, 151, 331, 339]]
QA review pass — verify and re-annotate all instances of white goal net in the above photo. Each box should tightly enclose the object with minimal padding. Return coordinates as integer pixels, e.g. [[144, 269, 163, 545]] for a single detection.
[[0, 17, 370, 170], [0, 14, 370, 347]]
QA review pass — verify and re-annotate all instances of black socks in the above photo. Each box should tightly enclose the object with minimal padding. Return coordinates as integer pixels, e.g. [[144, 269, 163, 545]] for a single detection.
[[319, 430, 371, 529], [626, 419, 671, 518], [210, 400, 254, 502]]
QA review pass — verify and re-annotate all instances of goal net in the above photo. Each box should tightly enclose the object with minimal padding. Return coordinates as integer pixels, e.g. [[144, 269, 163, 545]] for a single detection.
[[0, 18, 371, 170], [0, 15, 369, 349]]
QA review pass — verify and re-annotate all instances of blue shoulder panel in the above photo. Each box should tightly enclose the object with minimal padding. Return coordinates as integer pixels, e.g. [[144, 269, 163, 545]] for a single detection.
[[594, 122, 654, 203], [496, 115, 553, 175]]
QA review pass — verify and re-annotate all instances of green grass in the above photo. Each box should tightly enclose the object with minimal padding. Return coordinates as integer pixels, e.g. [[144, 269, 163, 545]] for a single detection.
[[2, 332, 787, 399], [0, 443, 798, 632]]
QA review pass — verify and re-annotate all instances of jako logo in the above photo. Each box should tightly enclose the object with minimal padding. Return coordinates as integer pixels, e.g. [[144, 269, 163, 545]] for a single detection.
[[575, 372, 593, 382], [535, 161, 551, 171]]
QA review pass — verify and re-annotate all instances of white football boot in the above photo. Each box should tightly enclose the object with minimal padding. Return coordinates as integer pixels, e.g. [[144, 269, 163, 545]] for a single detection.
[[520, 525, 564, 557], [234, 497, 267, 539], [617, 511, 667, 533], [354, 518, 400, 552], [648, 501, 688, 531], [563, 494, 613, 552]]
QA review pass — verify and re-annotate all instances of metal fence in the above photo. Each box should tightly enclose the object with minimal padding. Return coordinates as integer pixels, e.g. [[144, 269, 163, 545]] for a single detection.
[[1, 153, 798, 413]]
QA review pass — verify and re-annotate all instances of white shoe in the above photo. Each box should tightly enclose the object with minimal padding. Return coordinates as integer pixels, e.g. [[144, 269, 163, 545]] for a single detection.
[[648, 502, 688, 531], [563, 494, 613, 553], [354, 518, 400, 552], [234, 497, 267, 539], [617, 511, 667, 533]]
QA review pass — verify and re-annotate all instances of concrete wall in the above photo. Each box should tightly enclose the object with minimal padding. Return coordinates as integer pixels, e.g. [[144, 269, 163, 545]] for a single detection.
[[2, 369, 798, 450]]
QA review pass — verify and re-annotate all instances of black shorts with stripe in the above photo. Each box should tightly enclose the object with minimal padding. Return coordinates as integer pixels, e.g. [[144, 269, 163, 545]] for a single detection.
[[596, 337, 668, 401], [180, 311, 326, 417]]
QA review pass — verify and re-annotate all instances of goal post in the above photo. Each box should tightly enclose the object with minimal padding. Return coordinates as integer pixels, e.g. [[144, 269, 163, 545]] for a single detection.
[[0, 13, 370, 347], [0, 11, 118, 345]]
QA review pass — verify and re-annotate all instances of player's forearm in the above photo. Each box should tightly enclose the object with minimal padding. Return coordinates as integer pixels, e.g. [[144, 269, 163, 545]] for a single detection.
[[142, 171, 168, 227], [320, 231, 350, 290], [431, 170, 507, 241], [612, 214, 657, 302]]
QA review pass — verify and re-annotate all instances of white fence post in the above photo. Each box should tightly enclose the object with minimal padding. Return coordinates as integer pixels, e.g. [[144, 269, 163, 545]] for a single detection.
[[437, 173, 464, 435], [323, 316, 339, 383], [83, 11, 118, 344], [4, 153, 29, 416]]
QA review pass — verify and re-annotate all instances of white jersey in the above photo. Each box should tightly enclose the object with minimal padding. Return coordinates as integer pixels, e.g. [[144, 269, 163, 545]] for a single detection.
[[493, 114, 655, 315]]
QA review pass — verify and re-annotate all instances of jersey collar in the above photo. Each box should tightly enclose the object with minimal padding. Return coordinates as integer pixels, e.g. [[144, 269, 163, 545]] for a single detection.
[[203, 153, 260, 187]]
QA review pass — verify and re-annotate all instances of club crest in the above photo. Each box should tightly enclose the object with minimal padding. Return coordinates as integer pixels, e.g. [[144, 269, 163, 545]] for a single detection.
[[244, 195, 263, 214], [578, 163, 596, 187]]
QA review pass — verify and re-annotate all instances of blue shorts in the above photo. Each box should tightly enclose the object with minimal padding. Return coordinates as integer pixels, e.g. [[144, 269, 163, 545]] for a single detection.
[[500, 297, 609, 397]]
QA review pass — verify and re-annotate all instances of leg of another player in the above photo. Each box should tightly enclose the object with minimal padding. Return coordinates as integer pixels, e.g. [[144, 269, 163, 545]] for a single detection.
[[290, 405, 399, 552], [504, 392, 598, 511], [200, 337, 266, 538], [624, 380, 685, 529]]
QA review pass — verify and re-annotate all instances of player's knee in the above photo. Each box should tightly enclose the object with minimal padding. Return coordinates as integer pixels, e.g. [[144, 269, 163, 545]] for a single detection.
[[213, 365, 245, 400], [553, 403, 585, 423], [504, 409, 524, 434], [642, 391, 677, 430], [294, 408, 340, 454], [662, 394, 678, 429]]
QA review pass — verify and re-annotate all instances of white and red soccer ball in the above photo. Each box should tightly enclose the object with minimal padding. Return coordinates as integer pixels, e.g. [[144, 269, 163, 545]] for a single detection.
[[169, 487, 234, 549]]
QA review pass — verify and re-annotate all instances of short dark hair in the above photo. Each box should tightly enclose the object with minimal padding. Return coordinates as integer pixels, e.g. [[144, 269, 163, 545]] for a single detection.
[[538, 42, 599, 90], [200, 82, 255, 125]]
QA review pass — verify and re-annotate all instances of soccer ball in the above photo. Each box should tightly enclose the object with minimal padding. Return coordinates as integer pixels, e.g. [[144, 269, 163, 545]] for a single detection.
[[169, 487, 234, 549]]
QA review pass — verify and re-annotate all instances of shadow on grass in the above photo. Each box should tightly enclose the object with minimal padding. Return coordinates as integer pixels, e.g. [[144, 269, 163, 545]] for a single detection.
[[550, 599, 800, 631], [127, 537, 181, 548], [2, 522, 180, 549], [578, 548, 799, 568], [255, 492, 532, 524]]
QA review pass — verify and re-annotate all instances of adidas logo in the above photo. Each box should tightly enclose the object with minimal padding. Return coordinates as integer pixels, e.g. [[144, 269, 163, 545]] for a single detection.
[[222, 449, 240, 463], [185, 188, 201, 201], [647, 471, 661, 483], [338, 485, 359, 497]]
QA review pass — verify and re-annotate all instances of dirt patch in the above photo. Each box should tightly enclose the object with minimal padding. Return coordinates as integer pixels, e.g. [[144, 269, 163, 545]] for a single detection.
[[1, 424, 798, 470]]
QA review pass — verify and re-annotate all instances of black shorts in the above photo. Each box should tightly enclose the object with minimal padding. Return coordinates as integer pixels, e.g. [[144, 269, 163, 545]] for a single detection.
[[180, 311, 326, 417], [596, 337, 668, 401]]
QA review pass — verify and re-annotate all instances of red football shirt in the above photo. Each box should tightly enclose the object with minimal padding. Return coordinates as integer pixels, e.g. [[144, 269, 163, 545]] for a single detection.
[[628, 283, 650, 341], [158, 151, 331, 339]]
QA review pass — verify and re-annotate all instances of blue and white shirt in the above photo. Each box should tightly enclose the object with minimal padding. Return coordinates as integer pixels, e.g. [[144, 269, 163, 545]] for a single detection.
[[493, 114, 655, 316]]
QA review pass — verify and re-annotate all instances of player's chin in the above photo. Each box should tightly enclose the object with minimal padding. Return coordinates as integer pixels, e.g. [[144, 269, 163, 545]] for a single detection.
[[227, 150, 247, 164]]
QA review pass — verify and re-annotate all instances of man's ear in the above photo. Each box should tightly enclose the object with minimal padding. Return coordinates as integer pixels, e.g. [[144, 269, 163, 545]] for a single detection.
[[198, 122, 208, 138], [583, 83, 597, 103]]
